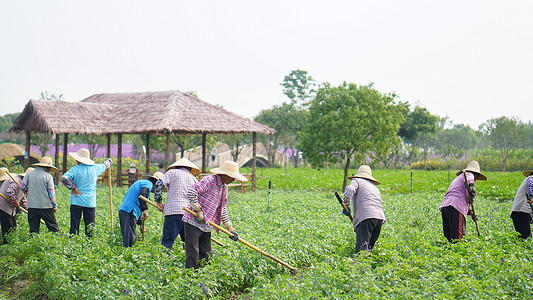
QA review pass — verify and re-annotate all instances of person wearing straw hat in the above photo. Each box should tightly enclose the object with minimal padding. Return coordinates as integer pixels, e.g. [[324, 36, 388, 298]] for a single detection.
[[118, 172, 164, 247], [439, 160, 487, 243], [343, 165, 386, 253], [509, 170, 533, 240], [153, 157, 200, 251], [0, 168, 34, 243], [0, 167, 9, 187], [21, 157, 61, 233], [61, 148, 113, 238], [182, 160, 248, 269]]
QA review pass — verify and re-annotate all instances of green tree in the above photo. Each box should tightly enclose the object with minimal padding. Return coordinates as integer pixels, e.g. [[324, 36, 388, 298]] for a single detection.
[[219, 134, 250, 162], [398, 104, 439, 167], [281, 69, 316, 108], [479, 116, 529, 171], [31, 92, 63, 156], [299, 82, 404, 190], [77, 134, 107, 158]]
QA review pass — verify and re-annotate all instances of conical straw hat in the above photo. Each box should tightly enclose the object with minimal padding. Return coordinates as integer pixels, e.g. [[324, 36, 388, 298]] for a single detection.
[[32, 157, 59, 173], [166, 157, 201, 176], [346, 165, 380, 185], [210, 161, 247, 182], [150, 171, 165, 181], [456, 160, 487, 180], [523, 170, 533, 177], [0, 167, 8, 181], [18, 167, 35, 177], [69, 148, 95, 165]]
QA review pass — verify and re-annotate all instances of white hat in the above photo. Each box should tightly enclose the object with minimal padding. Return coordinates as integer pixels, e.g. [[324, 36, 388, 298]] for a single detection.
[[0, 167, 8, 181], [130, 163, 136, 168], [150, 171, 164, 181], [32, 157, 59, 173], [167, 157, 201, 176], [347, 165, 380, 185], [69, 148, 95, 165], [18, 167, 35, 177], [210, 161, 247, 182], [456, 160, 487, 181]]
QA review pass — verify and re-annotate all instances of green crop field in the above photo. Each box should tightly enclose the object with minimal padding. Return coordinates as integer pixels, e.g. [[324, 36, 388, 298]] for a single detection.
[[0, 168, 531, 299]]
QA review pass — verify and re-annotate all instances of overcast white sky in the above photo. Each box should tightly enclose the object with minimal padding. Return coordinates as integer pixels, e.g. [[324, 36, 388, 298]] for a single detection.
[[1, 0, 531, 129]]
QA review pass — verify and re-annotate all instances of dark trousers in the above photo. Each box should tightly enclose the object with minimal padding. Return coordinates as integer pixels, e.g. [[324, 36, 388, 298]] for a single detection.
[[70, 205, 96, 237], [119, 210, 138, 247], [355, 218, 383, 252], [0, 210, 17, 244], [28, 208, 60, 234], [510, 211, 532, 239], [161, 214, 185, 250], [184, 222, 211, 269], [441, 205, 466, 243]]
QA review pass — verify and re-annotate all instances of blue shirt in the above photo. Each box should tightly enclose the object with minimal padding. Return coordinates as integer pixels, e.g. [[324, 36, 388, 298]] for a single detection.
[[119, 179, 153, 220], [63, 163, 107, 207]]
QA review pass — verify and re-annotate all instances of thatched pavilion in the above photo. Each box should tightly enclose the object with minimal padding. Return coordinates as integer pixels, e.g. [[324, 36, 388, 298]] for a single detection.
[[11, 90, 274, 189]]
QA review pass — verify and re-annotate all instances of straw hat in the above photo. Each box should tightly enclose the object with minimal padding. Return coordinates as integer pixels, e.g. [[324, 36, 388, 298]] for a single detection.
[[347, 165, 380, 185], [18, 167, 35, 177], [0, 167, 8, 181], [150, 171, 164, 181], [210, 161, 248, 182], [456, 160, 487, 180], [167, 157, 201, 176], [524, 170, 533, 177], [69, 148, 95, 165], [32, 157, 59, 173]]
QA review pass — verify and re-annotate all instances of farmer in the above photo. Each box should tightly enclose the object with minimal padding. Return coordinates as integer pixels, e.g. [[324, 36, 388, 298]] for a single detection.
[[128, 163, 139, 186], [439, 160, 487, 243], [154, 157, 200, 251], [62, 148, 113, 237], [0, 168, 34, 243], [183, 160, 246, 269], [118, 171, 164, 247], [21, 157, 61, 233], [343, 165, 386, 253], [509, 170, 533, 239]]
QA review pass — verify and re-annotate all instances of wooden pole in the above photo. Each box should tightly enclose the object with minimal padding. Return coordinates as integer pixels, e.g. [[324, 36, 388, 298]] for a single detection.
[[334, 192, 353, 222], [252, 132, 257, 191], [202, 133, 207, 173], [24, 131, 30, 170], [0, 192, 46, 225], [108, 165, 113, 231], [183, 206, 296, 272], [54, 134, 60, 183], [62, 133, 68, 174], [117, 134, 122, 187], [145, 134, 151, 173], [165, 132, 170, 170]]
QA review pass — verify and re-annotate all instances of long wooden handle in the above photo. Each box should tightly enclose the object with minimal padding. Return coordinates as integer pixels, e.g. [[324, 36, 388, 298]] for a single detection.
[[463, 172, 480, 236], [334, 192, 354, 222], [183, 206, 296, 271], [108, 167, 113, 231], [0, 192, 46, 225]]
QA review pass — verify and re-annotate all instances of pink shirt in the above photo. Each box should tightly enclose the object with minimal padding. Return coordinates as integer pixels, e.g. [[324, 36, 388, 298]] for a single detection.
[[440, 172, 475, 218]]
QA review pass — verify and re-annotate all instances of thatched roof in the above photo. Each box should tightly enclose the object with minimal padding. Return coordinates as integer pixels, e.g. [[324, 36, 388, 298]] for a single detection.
[[11, 91, 275, 135], [0, 143, 40, 161]]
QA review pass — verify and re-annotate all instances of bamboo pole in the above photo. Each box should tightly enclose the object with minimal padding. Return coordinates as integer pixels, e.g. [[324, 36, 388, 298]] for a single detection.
[[138, 195, 226, 247], [334, 192, 353, 222], [108, 167, 113, 231], [183, 206, 296, 272], [0, 192, 46, 225]]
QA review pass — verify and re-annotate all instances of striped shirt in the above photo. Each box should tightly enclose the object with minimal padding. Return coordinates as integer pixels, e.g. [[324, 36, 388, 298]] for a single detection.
[[183, 175, 229, 232], [440, 172, 475, 218], [154, 168, 198, 216]]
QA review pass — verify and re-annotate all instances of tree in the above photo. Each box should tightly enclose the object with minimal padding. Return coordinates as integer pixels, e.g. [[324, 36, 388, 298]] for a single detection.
[[479, 116, 529, 171], [280, 69, 316, 108], [31, 92, 63, 156], [219, 134, 249, 162], [77, 134, 107, 158], [299, 82, 404, 190], [398, 104, 439, 167]]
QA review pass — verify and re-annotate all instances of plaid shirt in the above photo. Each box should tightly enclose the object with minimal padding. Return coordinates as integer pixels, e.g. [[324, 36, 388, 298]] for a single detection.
[[154, 168, 198, 216], [183, 175, 229, 232]]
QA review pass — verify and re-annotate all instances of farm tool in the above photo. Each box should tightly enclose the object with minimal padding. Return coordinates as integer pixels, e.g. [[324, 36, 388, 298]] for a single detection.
[[108, 167, 113, 231], [334, 192, 353, 222], [463, 171, 480, 236], [183, 206, 297, 273], [138, 195, 226, 247], [3, 171, 47, 225]]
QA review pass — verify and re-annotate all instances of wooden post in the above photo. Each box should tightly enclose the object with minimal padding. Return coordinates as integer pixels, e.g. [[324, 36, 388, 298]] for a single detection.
[[165, 132, 170, 169], [117, 134, 122, 187], [24, 131, 30, 170], [106, 134, 111, 186], [145, 133, 151, 174], [202, 133, 207, 173], [54, 134, 60, 183], [252, 132, 257, 191], [62, 133, 68, 174]]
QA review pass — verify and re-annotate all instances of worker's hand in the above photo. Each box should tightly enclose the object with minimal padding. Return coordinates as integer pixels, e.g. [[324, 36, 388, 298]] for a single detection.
[[11, 201, 20, 208], [71, 187, 82, 197], [156, 202, 164, 212], [141, 211, 149, 220], [53, 207, 58, 212], [229, 231, 239, 241], [196, 211, 205, 222], [467, 209, 473, 215], [342, 207, 351, 216], [105, 158, 114, 165]]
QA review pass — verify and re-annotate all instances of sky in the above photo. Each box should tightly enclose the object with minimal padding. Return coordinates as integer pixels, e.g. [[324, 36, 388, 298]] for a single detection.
[[1, 0, 532, 129]]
